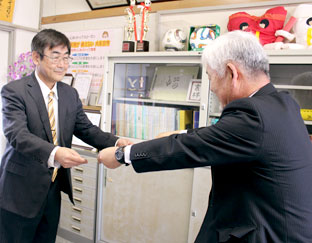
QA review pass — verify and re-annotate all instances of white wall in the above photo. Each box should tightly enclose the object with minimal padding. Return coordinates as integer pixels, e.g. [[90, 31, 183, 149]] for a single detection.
[[13, 0, 41, 29], [0, 0, 40, 157], [12, 0, 40, 58], [42, 0, 90, 17], [15, 29, 37, 55]]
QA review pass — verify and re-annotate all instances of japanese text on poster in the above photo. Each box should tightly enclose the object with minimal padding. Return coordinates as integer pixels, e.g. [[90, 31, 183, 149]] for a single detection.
[[0, 0, 15, 22], [65, 29, 122, 94]]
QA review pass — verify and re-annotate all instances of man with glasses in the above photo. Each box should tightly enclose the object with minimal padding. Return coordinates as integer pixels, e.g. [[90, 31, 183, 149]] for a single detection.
[[0, 29, 131, 243]]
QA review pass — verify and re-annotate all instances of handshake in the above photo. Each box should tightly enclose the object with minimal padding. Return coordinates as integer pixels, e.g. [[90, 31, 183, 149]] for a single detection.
[[55, 138, 133, 169], [97, 131, 179, 168], [60, 131, 177, 169]]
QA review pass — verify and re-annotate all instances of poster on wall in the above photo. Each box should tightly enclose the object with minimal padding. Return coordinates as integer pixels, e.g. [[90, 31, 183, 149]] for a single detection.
[[65, 28, 123, 105], [0, 0, 16, 22]]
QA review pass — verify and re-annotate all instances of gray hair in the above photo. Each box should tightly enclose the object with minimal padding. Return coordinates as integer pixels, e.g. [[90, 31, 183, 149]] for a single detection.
[[202, 30, 270, 79]]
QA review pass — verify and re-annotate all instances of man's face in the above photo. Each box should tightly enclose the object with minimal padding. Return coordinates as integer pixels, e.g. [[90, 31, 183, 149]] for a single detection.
[[206, 66, 232, 108], [33, 45, 70, 87]]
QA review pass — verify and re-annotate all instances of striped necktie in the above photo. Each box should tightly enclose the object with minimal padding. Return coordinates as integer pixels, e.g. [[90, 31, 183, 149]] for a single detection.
[[48, 91, 58, 182]]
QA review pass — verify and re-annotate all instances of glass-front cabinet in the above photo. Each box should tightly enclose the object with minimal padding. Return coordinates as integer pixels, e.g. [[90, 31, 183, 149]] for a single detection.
[[103, 52, 209, 142], [97, 52, 210, 243]]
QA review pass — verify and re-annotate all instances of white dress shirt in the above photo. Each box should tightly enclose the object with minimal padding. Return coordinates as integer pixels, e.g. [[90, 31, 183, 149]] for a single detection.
[[35, 71, 60, 168]]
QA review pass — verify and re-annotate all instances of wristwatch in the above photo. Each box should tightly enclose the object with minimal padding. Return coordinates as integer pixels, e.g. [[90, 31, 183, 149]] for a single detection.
[[115, 146, 129, 166]]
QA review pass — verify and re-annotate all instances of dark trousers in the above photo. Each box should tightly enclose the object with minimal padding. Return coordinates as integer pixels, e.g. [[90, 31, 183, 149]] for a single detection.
[[0, 177, 61, 243]]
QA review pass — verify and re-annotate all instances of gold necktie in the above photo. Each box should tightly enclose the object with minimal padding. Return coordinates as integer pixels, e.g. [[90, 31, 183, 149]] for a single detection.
[[48, 91, 58, 182]]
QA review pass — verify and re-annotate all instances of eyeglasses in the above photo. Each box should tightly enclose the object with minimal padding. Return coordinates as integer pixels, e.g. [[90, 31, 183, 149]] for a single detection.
[[42, 54, 73, 64]]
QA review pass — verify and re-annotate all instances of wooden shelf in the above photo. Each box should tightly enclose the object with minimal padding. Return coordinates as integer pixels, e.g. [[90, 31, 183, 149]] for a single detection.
[[113, 97, 200, 107], [274, 85, 312, 90], [83, 105, 101, 111]]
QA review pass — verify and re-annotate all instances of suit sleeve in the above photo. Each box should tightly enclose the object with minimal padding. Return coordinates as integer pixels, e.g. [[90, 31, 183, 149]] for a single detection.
[[131, 99, 264, 173], [1, 84, 55, 163], [72, 88, 118, 149]]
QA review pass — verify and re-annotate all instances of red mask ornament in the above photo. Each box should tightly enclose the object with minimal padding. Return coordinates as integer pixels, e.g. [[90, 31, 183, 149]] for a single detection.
[[227, 6, 287, 45]]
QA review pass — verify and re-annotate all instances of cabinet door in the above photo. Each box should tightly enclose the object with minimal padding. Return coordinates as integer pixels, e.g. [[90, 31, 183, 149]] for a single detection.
[[109, 62, 202, 140], [270, 63, 312, 135], [270, 64, 312, 109], [97, 55, 206, 243]]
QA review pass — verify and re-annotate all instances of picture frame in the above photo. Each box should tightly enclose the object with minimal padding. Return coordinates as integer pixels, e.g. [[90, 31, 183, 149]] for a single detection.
[[126, 76, 147, 98], [96, 79, 104, 106], [149, 66, 199, 101], [72, 73, 93, 105], [187, 79, 201, 102], [61, 73, 74, 86], [86, 0, 128, 10]]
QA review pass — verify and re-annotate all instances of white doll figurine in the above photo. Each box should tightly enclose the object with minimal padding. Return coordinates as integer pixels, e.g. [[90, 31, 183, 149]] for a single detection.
[[292, 4, 312, 49]]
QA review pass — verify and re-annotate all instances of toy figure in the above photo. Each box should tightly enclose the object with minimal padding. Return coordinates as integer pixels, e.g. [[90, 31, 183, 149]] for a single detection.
[[293, 4, 312, 49]]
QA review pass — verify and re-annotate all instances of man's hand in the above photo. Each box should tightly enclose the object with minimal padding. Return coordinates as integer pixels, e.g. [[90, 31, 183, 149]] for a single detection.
[[116, 138, 133, 147], [97, 147, 121, 169], [55, 147, 88, 168]]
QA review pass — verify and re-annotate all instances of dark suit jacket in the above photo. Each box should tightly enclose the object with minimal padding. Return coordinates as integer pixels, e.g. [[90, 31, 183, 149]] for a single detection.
[[130, 83, 312, 243], [0, 72, 118, 218]]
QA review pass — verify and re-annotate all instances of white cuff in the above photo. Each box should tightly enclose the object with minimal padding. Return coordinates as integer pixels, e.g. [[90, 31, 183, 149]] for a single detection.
[[48, 146, 61, 168], [114, 138, 120, 147], [124, 145, 132, 164]]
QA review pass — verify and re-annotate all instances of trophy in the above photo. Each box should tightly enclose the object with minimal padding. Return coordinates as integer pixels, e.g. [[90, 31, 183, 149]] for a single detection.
[[136, 0, 151, 52], [122, 0, 137, 52]]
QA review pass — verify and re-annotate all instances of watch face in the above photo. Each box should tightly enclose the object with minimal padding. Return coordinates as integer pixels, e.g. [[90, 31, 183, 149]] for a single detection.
[[115, 147, 124, 162]]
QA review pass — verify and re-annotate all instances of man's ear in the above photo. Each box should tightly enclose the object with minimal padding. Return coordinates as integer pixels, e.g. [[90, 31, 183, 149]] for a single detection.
[[32, 51, 40, 66], [227, 63, 239, 87]]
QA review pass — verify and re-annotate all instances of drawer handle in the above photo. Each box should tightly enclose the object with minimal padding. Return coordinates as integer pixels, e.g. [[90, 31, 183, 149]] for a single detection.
[[71, 216, 81, 223], [73, 187, 83, 193], [74, 167, 84, 173], [71, 225, 81, 233], [73, 197, 82, 203], [72, 206, 82, 213], [73, 177, 83, 183]]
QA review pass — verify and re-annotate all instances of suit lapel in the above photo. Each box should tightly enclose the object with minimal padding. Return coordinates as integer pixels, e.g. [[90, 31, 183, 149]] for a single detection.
[[26, 72, 54, 144], [57, 83, 67, 147]]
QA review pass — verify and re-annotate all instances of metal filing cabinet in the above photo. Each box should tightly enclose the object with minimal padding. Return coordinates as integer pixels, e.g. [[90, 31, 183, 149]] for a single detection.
[[57, 149, 98, 243]]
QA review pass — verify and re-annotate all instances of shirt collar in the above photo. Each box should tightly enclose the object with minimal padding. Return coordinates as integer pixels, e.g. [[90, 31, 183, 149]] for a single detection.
[[35, 71, 58, 100], [249, 89, 259, 98]]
